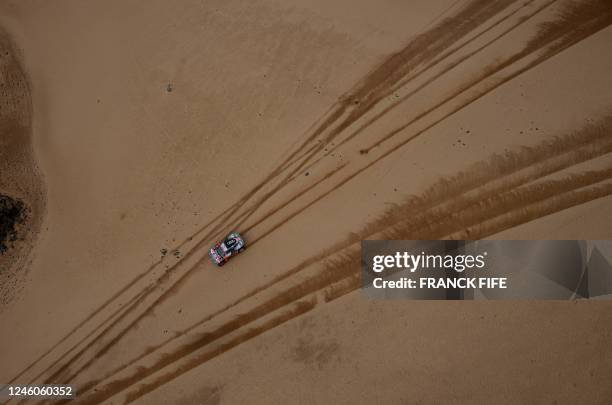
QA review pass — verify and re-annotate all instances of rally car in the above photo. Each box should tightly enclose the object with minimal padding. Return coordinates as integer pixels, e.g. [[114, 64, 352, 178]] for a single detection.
[[209, 232, 246, 266]]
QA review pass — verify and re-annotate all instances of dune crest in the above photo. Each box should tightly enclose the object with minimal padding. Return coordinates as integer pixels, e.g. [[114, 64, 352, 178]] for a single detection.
[[0, 27, 45, 307]]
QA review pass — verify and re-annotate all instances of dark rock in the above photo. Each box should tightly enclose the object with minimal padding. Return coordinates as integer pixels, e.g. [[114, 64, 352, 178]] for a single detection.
[[0, 194, 27, 254]]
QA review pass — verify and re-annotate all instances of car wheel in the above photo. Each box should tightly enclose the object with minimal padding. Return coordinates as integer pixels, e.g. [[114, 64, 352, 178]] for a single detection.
[[218, 261, 225, 267]]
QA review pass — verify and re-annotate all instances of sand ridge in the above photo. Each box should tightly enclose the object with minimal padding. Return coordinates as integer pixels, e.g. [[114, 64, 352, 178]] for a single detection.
[[0, 26, 45, 307]]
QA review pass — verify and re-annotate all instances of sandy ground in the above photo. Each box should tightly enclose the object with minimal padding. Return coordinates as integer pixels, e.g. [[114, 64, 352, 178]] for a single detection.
[[0, 24, 44, 306], [1, 0, 612, 404]]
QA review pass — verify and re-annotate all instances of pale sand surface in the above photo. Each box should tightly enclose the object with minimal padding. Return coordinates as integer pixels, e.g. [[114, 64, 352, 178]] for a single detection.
[[0, 0, 611, 404]]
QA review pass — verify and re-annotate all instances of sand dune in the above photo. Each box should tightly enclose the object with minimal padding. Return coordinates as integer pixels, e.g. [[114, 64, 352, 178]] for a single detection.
[[0, 26, 44, 307], [1, 0, 611, 404]]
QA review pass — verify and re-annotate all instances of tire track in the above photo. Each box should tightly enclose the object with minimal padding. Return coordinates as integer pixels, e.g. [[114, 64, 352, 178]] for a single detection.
[[84, 140, 612, 405], [204, 0, 524, 238], [297, 0, 554, 170], [49, 0, 612, 387], [251, 0, 525, 194], [14, 0, 609, 396], [25, 164, 348, 394], [119, 174, 612, 405], [290, 0, 545, 168], [68, 117, 612, 403], [362, 0, 612, 152], [7, 200, 239, 385], [244, 0, 612, 247], [17, 0, 520, 388], [233, 0, 605, 247]]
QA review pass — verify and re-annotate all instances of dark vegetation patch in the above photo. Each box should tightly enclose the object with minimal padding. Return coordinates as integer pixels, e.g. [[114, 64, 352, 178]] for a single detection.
[[0, 193, 27, 254]]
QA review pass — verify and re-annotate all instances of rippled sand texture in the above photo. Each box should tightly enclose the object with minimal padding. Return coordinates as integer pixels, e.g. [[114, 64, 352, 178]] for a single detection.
[[0, 28, 44, 306]]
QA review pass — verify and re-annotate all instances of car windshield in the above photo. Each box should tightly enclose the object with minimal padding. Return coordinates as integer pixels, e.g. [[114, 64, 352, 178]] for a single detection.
[[215, 247, 225, 257]]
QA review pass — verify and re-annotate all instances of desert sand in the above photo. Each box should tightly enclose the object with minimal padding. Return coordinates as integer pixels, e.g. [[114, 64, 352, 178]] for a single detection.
[[1, 0, 611, 404]]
